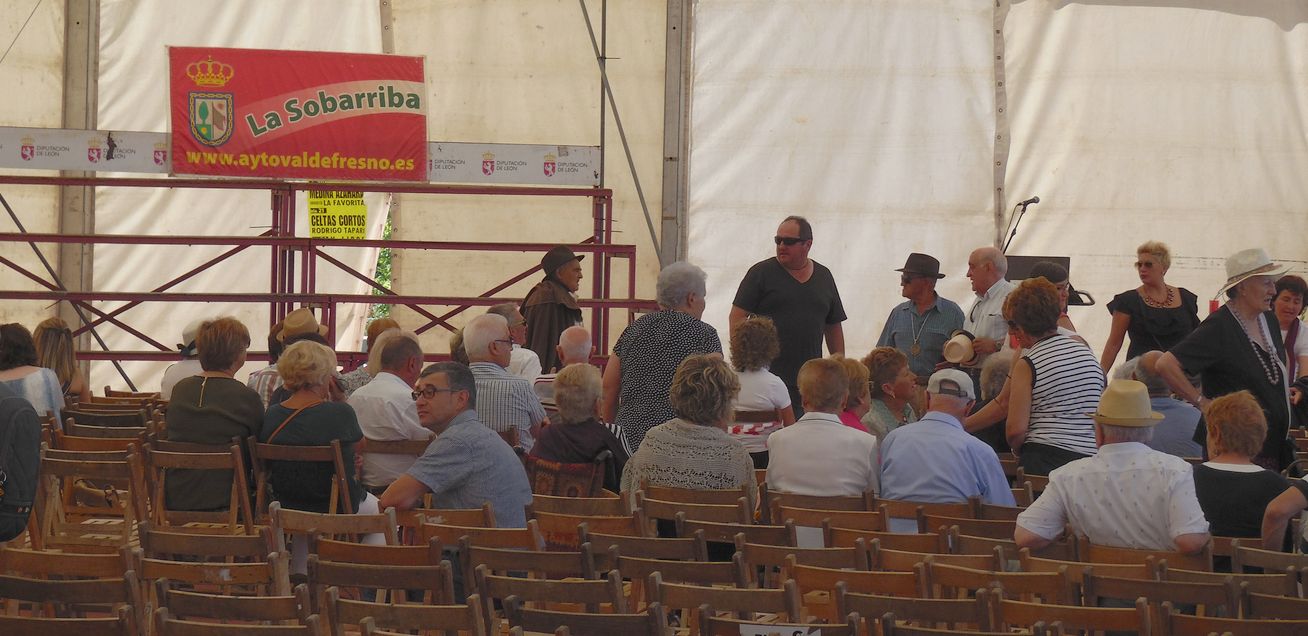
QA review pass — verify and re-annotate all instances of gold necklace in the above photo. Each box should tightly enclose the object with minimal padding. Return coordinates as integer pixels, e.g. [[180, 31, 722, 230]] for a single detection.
[[1141, 285, 1175, 308]]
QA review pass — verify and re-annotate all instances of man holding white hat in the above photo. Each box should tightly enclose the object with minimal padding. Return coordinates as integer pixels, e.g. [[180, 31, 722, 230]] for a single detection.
[[1152, 247, 1292, 470], [1014, 379, 1210, 554], [160, 317, 207, 400], [878, 369, 1014, 507]]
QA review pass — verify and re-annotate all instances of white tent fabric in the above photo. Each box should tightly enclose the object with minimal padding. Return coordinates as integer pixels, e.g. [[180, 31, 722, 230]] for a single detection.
[[691, 0, 1308, 374], [94, 0, 387, 390], [690, 0, 998, 361]]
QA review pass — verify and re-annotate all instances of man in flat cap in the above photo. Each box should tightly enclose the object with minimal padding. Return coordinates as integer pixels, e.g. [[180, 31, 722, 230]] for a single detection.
[[876, 253, 964, 380], [522, 245, 585, 373]]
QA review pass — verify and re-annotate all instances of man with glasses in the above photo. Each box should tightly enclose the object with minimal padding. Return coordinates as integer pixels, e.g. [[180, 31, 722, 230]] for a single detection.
[[464, 313, 549, 452], [876, 253, 964, 380], [730, 216, 847, 413], [486, 303, 543, 381], [379, 361, 532, 528]]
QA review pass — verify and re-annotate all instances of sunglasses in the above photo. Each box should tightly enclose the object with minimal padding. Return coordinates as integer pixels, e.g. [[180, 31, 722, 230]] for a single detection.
[[774, 236, 808, 246], [900, 274, 920, 285]]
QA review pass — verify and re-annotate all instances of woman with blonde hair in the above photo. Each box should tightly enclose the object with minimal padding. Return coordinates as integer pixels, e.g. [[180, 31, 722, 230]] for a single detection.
[[33, 317, 91, 404], [620, 354, 755, 507], [1100, 240, 1200, 371], [831, 355, 872, 434]]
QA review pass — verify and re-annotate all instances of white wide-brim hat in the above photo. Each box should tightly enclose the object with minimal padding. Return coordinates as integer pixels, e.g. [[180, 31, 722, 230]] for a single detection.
[[1217, 248, 1289, 298], [1089, 379, 1165, 427], [942, 329, 977, 365]]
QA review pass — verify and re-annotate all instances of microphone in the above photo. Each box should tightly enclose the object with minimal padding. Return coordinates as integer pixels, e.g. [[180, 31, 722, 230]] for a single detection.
[[1018, 196, 1040, 207]]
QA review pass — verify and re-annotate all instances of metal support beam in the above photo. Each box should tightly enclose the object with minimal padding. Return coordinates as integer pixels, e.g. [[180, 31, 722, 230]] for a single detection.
[[59, 0, 98, 327], [659, 0, 691, 265]]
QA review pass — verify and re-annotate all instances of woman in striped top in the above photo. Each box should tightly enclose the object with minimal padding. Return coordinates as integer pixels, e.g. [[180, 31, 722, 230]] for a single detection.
[[1004, 278, 1106, 475]]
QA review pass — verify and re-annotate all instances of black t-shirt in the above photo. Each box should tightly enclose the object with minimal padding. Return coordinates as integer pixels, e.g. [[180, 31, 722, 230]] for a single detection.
[[1170, 306, 1290, 468], [1193, 463, 1288, 538], [732, 258, 846, 397], [1106, 287, 1200, 360]]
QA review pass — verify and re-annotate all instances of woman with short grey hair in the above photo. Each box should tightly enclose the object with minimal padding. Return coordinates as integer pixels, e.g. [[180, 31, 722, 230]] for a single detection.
[[601, 261, 722, 450]]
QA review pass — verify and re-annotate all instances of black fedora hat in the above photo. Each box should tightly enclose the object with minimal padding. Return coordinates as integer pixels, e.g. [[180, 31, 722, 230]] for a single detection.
[[895, 253, 945, 279], [542, 245, 584, 275]]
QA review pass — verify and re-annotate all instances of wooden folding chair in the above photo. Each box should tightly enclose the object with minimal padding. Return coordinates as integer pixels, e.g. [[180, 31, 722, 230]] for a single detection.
[[637, 493, 752, 527], [420, 519, 545, 550], [131, 545, 292, 596], [875, 498, 975, 533], [65, 408, 148, 428], [249, 437, 354, 516], [528, 493, 629, 517], [154, 606, 324, 635], [1162, 600, 1308, 635], [639, 482, 751, 506], [270, 501, 398, 545], [1243, 586, 1308, 619], [1231, 537, 1308, 573], [1081, 566, 1237, 630], [307, 554, 454, 607], [869, 541, 1001, 573], [525, 454, 609, 498], [0, 607, 135, 636], [648, 573, 802, 628], [699, 607, 859, 636], [922, 558, 1074, 604], [947, 527, 1077, 562], [677, 517, 796, 546], [532, 509, 648, 550], [141, 443, 255, 533], [735, 535, 868, 586], [995, 596, 1151, 634], [50, 430, 138, 452], [62, 421, 147, 438], [837, 584, 994, 631], [1076, 534, 1213, 572], [476, 565, 626, 632], [582, 528, 708, 564], [0, 545, 128, 578], [785, 554, 922, 623], [1156, 561, 1298, 598], [974, 501, 1025, 521], [156, 583, 312, 625], [140, 522, 282, 562], [875, 612, 1031, 635], [609, 548, 750, 609], [325, 586, 486, 636], [34, 450, 140, 552], [777, 505, 886, 534], [1019, 548, 1154, 580], [1014, 468, 1049, 494], [1010, 482, 1035, 507], [105, 387, 161, 399], [460, 536, 597, 579], [503, 596, 667, 636], [827, 525, 943, 553], [399, 503, 496, 545], [0, 570, 140, 628], [764, 489, 876, 521], [922, 513, 1014, 540]]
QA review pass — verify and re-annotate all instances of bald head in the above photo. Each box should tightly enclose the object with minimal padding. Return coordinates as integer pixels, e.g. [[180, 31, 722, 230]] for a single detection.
[[967, 246, 1008, 295], [557, 326, 592, 366]]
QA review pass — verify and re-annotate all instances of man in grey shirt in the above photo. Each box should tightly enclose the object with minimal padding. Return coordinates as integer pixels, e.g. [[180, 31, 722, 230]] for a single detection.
[[1117, 356, 1202, 458], [378, 361, 533, 528]]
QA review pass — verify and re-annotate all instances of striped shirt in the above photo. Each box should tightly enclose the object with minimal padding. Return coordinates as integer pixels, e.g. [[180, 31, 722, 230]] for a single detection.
[[1023, 334, 1105, 456], [469, 362, 547, 452]]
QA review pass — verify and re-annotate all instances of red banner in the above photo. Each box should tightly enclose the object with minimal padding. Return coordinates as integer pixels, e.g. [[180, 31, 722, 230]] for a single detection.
[[168, 47, 427, 181]]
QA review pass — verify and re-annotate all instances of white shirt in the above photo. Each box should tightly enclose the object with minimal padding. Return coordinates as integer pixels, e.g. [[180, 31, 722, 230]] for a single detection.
[[508, 344, 543, 381], [729, 368, 792, 453], [766, 411, 878, 496], [347, 371, 432, 488], [964, 278, 1017, 363], [160, 359, 203, 400], [1016, 442, 1209, 550]]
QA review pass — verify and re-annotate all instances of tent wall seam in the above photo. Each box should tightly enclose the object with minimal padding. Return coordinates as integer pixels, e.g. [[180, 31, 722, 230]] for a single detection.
[[992, 0, 1012, 247]]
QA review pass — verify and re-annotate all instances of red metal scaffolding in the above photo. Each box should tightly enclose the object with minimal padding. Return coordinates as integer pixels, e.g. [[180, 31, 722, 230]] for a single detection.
[[0, 174, 653, 386]]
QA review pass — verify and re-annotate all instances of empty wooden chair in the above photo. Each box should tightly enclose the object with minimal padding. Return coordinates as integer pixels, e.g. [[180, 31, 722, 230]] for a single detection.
[[0, 545, 128, 578], [947, 526, 1077, 562], [876, 498, 974, 533], [50, 430, 138, 452], [1014, 468, 1049, 494], [65, 407, 148, 428], [638, 493, 752, 526], [785, 555, 922, 622], [0, 569, 140, 627], [581, 527, 707, 563], [532, 509, 648, 550], [325, 586, 487, 636], [476, 565, 626, 632], [307, 554, 454, 606], [154, 607, 324, 635], [699, 607, 859, 636], [139, 522, 282, 562], [922, 558, 1074, 604], [1231, 537, 1308, 574], [836, 585, 995, 631], [648, 572, 802, 624], [0, 607, 135, 636], [1077, 534, 1213, 572], [974, 501, 1025, 521], [827, 525, 944, 553], [776, 505, 886, 535], [460, 536, 597, 579], [131, 545, 292, 598], [270, 501, 399, 544], [922, 513, 1014, 539], [870, 540, 1002, 573], [503, 596, 668, 636], [1244, 587, 1308, 619], [421, 519, 545, 551], [639, 482, 751, 506], [765, 490, 875, 525], [1155, 561, 1298, 598], [34, 450, 140, 552], [1019, 548, 1155, 581], [105, 387, 161, 399], [735, 535, 868, 583], [62, 421, 147, 438], [156, 583, 312, 626], [1161, 600, 1308, 635], [994, 597, 1150, 634], [677, 517, 796, 546], [141, 443, 255, 533], [875, 612, 1034, 636]]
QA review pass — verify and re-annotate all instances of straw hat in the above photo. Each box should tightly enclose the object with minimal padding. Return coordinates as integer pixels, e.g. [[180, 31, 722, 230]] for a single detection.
[[942, 329, 977, 365], [1217, 248, 1289, 297], [1089, 379, 1164, 427], [278, 308, 328, 342]]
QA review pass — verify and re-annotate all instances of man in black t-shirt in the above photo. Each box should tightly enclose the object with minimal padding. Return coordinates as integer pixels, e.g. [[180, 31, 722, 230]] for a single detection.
[[729, 216, 847, 412]]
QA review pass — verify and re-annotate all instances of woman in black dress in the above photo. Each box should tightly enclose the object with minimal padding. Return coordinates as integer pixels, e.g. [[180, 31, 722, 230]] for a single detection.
[[1100, 241, 1200, 371], [1154, 248, 1292, 470]]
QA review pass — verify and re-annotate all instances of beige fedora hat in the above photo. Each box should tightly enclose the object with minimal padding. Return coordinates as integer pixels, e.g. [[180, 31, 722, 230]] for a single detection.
[[942, 329, 977, 365], [1090, 379, 1164, 427], [1217, 248, 1289, 297]]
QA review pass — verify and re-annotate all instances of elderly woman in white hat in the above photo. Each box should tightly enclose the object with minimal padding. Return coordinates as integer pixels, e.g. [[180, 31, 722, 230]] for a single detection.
[[1151, 248, 1293, 471]]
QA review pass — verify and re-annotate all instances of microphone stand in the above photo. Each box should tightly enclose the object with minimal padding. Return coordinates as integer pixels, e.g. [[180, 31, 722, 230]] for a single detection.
[[1002, 199, 1036, 254]]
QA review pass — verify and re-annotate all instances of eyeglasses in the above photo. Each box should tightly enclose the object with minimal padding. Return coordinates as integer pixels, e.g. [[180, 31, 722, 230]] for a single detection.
[[774, 236, 808, 246], [412, 386, 460, 400], [494, 338, 514, 348], [1134, 261, 1156, 269]]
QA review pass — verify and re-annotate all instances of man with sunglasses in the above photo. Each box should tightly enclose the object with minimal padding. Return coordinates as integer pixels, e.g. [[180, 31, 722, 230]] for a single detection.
[[731, 216, 847, 413], [379, 361, 533, 529], [876, 253, 964, 380]]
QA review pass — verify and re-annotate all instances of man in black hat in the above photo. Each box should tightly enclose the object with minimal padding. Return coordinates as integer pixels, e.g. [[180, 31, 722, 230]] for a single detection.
[[875, 253, 964, 380], [522, 245, 585, 373]]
